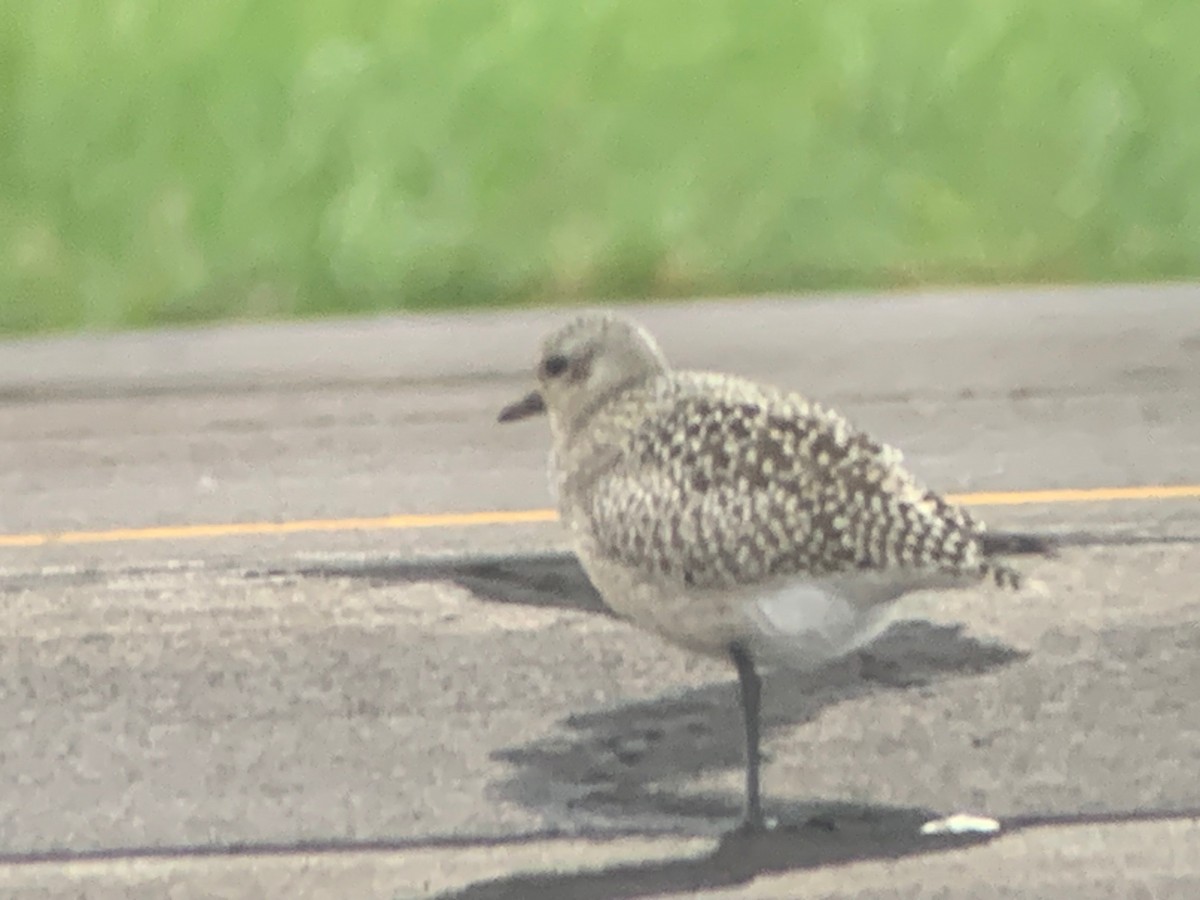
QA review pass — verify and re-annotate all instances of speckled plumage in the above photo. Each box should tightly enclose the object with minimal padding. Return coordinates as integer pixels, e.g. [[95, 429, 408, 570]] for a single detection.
[[530, 315, 1021, 603], [499, 312, 1050, 829], [568, 371, 1017, 591]]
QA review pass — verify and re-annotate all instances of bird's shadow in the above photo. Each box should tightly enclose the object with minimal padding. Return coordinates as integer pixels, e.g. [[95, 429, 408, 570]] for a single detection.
[[478, 614, 1023, 900], [296, 552, 1027, 899], [491, 617, 1023, 831], [297, 550, 1024, 831], [434, 812, 997, 900]]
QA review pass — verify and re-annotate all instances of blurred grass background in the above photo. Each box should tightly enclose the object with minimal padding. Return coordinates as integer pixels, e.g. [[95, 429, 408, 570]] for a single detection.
[[1, 0, 1197, 335]]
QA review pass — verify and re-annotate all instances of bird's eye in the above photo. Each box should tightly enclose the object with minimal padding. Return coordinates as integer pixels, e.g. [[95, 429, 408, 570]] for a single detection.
[[542, 354, 569, 378]]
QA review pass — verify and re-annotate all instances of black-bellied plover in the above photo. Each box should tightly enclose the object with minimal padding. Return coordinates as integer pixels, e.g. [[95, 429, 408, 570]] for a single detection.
[[499, 313, 1051, 831]]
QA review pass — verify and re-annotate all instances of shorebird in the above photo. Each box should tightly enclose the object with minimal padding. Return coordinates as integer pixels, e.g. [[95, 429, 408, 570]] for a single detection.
[[498, 312, 1050, 830]]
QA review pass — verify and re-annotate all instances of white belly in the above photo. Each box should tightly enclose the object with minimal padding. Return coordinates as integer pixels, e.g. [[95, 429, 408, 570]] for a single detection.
[[580, 549, 907, 669], [741, 579, 897, 671]]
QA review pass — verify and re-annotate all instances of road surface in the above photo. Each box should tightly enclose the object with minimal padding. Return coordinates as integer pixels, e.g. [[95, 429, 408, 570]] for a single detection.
[[1, 284, 1199, 898]]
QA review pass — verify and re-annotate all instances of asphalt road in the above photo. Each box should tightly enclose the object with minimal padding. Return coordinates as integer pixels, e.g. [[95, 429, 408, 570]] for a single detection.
[[1, 284, 1199, 898]]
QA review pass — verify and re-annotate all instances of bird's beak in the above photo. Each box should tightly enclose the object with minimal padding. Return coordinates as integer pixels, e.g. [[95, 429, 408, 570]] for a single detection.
[[498, 390, 546, 423]]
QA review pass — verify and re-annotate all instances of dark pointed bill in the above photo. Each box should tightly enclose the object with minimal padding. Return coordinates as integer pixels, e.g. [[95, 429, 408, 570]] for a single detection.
[[498, 390, 546, 422]]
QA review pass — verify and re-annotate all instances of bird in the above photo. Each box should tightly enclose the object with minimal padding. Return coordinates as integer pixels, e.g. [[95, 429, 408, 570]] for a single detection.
[[498, 312, 1052, 831]]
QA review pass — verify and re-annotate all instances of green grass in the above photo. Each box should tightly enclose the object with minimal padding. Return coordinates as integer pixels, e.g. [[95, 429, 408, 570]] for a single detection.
[[2, 0, 1198, 334]]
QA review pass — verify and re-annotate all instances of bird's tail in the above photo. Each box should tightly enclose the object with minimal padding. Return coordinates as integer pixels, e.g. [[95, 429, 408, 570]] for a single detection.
[[979, 530, 1056, 591]]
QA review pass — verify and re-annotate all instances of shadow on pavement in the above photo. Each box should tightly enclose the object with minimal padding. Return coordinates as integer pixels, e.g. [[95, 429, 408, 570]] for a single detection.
[[302, 551, 1027, 899], [293, 550, 612, 615], [436, 809, 994, 900], [492, 618, 1024, 830], [302, 551, 1025, 831], [435, 617, 1019, 899]]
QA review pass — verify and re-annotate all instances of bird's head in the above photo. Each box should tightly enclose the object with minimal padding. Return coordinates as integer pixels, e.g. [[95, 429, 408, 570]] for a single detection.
[[498, 314, 668, 437]]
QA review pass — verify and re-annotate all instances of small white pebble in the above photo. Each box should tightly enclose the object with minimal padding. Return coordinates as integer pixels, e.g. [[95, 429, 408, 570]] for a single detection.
[[920, 813, 1001, 836]]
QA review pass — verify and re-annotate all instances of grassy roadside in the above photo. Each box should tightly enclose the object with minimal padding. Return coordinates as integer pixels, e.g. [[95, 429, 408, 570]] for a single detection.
[[2, 0, 1198, 335]]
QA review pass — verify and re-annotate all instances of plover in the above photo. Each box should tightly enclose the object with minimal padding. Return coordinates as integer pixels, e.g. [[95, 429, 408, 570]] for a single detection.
[[499, 313, 1050, 830]]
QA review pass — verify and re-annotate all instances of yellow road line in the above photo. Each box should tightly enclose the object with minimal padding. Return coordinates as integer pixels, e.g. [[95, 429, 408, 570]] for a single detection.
[[950, 484, 1200, 506], [0, 509, 558, 548], [0, 484, 1196, 549]]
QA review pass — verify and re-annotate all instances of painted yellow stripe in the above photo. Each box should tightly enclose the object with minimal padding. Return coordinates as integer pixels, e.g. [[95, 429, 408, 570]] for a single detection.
[[950, 484, 1200, 506], [0, 509, 558, 549], [0, 484, 1196, 549]]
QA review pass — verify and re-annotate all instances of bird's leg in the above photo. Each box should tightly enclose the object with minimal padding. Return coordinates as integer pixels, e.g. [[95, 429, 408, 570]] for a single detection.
[[729, 642, 765, 831]]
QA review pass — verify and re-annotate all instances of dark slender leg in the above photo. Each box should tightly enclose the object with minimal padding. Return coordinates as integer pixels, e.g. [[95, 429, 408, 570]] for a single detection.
[[729, 642, 764, 830]]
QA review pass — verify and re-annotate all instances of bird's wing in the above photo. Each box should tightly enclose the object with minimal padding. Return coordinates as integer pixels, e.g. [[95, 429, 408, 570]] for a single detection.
[[579, 385, 991, 591]]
